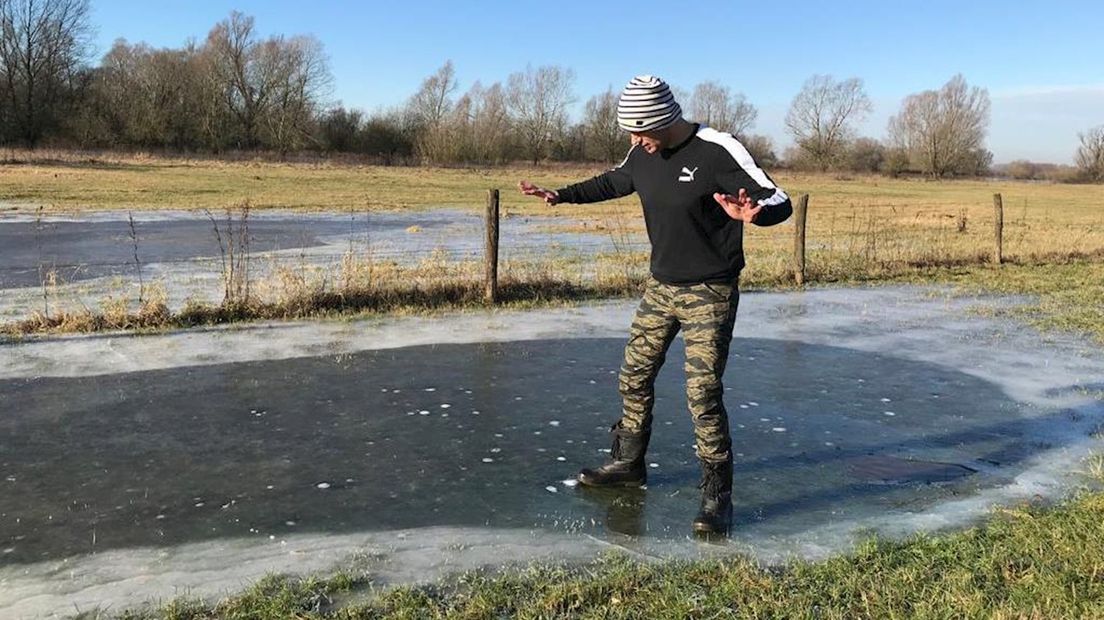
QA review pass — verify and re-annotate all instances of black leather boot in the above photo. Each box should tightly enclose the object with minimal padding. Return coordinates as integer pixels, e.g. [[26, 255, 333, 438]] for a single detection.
[[692, 456, 733, 534], [577, 423, 650, 487]]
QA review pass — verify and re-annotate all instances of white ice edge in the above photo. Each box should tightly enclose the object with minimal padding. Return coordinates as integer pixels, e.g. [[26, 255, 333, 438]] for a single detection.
[[3, 286, 1100, 403], [2, 285, 1103, 618]]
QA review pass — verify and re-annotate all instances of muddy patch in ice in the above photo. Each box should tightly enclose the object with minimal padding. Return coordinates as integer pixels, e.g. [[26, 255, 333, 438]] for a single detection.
[[846, 455, 978, 485]]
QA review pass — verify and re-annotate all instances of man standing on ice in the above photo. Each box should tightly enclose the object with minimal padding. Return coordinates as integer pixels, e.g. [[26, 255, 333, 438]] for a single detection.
[[519, 75, 792, 534]]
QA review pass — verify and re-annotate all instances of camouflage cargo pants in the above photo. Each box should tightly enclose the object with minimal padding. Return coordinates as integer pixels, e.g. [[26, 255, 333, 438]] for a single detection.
[[617, 277, 739, 464]]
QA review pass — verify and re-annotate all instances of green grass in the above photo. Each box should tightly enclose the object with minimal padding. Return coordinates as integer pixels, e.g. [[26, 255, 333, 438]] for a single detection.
[[868, 259, 1104, 343], [112, 490, 1104, 619], [929, 261, 1104, 342]]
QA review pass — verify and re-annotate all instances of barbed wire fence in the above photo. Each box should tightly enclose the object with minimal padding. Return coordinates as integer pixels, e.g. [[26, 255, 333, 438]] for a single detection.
[[2, 189, 1102, 328]]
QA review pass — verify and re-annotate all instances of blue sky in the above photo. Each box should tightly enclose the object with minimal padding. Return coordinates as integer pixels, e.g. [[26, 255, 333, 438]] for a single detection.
[[90, 0, 1104, 163]]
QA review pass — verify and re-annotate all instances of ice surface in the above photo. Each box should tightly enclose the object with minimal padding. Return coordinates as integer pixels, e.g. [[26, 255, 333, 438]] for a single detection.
[[1, 286, 1102, 617], [0, 209, 646, 321]]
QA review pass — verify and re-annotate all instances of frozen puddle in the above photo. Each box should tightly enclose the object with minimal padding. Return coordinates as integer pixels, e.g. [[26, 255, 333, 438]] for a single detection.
[[0, 208, 644, 321], [1, 286, 1103, 617]]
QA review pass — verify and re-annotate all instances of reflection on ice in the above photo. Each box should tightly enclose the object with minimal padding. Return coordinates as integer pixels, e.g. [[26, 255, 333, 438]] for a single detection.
[[0, 286, 1102, 617]]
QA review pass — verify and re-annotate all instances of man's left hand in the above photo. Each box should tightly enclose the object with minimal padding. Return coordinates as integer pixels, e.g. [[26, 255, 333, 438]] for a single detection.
[[713, 189, 761, 223]]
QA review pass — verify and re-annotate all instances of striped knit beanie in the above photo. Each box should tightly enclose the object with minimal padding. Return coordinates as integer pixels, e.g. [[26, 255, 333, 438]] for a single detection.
[[617, 75, 682, 132]]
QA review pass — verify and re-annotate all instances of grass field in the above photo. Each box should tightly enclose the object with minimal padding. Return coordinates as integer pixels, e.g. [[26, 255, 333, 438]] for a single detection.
[[3, 150, 1101, 269], [0, 148, 1098, 214], [2, 151, 1102, 340]]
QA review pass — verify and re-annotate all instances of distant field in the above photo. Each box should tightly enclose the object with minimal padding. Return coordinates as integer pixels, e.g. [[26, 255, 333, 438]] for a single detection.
[[0, 151, 633, 213], [1, 151, 1101, 338], [1, 149, 1100, 218], [2, 151, 1100, 280]]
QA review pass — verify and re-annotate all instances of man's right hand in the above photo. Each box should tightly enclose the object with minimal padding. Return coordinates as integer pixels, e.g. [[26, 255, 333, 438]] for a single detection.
[[713, 188, 762, 223], [518, 180, 560, 205]]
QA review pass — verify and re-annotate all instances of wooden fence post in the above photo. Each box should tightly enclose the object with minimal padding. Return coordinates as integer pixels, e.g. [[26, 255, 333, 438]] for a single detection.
[[485, 189, 500, 304], [993, 193, 1004, 265], [794, 194, 809, 286]]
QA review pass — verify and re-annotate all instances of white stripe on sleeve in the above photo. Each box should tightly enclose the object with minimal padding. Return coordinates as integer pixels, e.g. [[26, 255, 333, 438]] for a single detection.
[[697, 126, 789, 207], [613, 145, 636, 170]]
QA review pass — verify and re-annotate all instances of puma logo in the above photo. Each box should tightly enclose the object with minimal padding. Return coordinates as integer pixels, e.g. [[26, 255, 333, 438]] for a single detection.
[[678, 166, 698, 182]]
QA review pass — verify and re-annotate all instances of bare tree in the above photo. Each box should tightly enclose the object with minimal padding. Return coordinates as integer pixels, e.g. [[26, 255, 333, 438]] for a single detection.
[[408, 60, 457, 129], [259, 34, 331, 153], [888, 74, 990, 178], [89, 39, 139, 141], [1003, 160, 1042, 181], [965, 147, 993, 177], [204, 11, 262, 147], [145, 46, 208, 148], [417, 102, 459, 163], [741, 134, 777, 168], [91, 39, 211, 149], [465, 81, 511, 163], [688, 80, 756, 137], [0, 0, 6, 133], [784, 75, 871, 171], [582, 88, 621, 163], [407, 61, 460, 162], [552, 121, 587, 161], [203, 12, 330, 151], [174, 39, 232, 151], [1075, 125, 1104, 182], [419, 79, 514, 164], [0, 0, 92, 146], [506, 65, 575, 164], [192, 35, 237, 151], [99, 40, 158, 144]]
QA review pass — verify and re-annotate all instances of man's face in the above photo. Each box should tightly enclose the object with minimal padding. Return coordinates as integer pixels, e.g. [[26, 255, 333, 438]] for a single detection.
[[629, 129, 666, 154]]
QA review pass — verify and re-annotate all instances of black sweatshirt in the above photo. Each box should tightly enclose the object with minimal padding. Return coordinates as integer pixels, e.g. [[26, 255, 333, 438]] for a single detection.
[[555, 124, 792, 285]]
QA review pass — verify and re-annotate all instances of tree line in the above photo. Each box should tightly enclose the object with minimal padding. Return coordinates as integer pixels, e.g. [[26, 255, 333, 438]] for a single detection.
[[1, 4, 329, 153], [2, 2, 1102, 182]]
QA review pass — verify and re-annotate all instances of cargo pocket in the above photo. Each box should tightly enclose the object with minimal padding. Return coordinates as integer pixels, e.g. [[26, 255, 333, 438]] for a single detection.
[[701, 282, 734, 302]]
